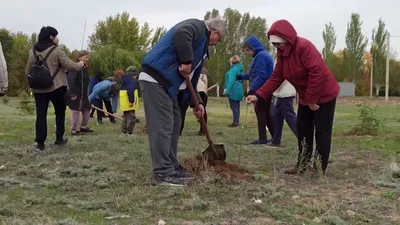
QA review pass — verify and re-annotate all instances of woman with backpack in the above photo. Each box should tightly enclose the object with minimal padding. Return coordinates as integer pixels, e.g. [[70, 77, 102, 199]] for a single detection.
[[25, 26, 85, 152], [67, 50, 93, 135]]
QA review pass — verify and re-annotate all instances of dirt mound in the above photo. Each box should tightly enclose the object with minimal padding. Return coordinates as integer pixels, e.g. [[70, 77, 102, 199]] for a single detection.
[[182, 155, 251, 181]]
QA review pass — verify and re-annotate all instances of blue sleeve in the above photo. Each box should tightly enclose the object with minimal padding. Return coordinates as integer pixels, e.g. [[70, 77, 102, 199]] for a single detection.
[[89, 79, 97, 94], [241, 73, 249, 80], [112, 96, 118, 113], [250, 55, 274, 92]]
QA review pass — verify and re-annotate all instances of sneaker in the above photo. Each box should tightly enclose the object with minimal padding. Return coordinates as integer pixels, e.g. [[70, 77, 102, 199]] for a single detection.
[[250, 139, 268, 145], [36, 142, 45, 152], [266, 141, 281, 148], [152, 173, 186, 186], [121, 132, 127, 136], [135, 118, 141, 123], [54, 138, 68, 146], [175, 165, 193, 180], [197, 131, 204, 136], [126, 133, 132, 136], [71, 130, 81, 136], [80, 127, 94, 133], [228, 123, 239, 128], [97, 120, 103, 125], [110, 119, 116, 124]]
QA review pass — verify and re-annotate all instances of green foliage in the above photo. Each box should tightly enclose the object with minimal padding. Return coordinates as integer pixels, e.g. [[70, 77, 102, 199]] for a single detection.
[[89, 45, 140, 76], [18, 92, 34, 115], [0, 28, 14, 60], [343, 13, 368, 82], [350, 102, 384, 136], [322, 22, 344, 81], [89, 12, 150, 52], [371, 18, 388, 96]]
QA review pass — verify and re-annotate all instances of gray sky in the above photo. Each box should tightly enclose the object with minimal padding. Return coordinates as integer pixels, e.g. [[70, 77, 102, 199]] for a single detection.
[[1, 0, 399, 55]]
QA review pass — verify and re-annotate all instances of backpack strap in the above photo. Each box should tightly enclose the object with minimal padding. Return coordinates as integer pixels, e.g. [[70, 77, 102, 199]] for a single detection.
[[44, 46, 58, 61]]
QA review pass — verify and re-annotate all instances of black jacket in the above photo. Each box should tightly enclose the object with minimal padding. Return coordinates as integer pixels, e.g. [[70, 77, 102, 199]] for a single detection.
[[67, 68, 91, 111]]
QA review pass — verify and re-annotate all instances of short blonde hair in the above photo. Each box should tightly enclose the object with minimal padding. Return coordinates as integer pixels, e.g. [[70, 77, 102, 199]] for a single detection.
[[229, 55, 241, 64]]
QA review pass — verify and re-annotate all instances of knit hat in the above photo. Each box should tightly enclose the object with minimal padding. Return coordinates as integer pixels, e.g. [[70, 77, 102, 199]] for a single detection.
[[269, 35, 287, 43], [38, 26, 59, 42]]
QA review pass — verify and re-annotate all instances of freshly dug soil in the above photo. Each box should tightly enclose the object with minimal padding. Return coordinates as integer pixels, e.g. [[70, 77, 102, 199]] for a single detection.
[[182, 155, 251, 181]]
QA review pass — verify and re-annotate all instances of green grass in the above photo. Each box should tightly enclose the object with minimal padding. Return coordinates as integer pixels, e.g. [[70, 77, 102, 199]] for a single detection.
[[0, 96, 400, 225]]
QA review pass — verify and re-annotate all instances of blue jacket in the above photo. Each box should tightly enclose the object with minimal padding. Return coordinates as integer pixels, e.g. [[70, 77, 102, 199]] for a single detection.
[[224, 63, 244, 101], [88, 80, 115, 104], [142, 19, 209, 105], [242, 36, 274, 93], [120, 74, 138, 103]]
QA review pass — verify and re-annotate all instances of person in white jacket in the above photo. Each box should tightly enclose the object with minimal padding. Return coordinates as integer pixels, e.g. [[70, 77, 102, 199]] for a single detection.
[[266, 80, 298, 147]]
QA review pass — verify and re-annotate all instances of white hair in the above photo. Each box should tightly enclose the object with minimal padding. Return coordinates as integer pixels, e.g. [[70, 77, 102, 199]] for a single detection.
[[205, 18, 227, 37]]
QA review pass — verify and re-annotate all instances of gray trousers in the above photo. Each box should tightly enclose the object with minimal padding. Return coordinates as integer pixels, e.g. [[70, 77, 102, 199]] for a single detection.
[[139, 80, 181, 175]]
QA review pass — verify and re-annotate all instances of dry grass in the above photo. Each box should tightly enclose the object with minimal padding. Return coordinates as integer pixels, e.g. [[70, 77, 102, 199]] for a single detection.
[[0, 97, 399, 225]]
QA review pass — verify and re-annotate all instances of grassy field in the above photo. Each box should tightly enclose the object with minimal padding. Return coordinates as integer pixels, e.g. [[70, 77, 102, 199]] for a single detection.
[[0, 96, 400, 225]]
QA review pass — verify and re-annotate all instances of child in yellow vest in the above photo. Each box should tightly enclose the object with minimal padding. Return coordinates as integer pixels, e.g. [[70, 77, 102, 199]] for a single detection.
[[119, 66, 139, 136]]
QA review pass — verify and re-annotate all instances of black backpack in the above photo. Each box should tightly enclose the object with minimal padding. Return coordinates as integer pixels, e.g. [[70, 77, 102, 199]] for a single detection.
[[28, 46, 60, 89]]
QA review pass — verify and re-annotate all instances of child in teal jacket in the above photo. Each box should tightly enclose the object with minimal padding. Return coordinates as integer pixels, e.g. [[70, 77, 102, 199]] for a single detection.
[[223, 55, 244, 127]]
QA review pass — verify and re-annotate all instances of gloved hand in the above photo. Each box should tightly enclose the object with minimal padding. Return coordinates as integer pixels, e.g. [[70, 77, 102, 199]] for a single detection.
[[236, 75, 243, 80], [247, 90, 256, 96]]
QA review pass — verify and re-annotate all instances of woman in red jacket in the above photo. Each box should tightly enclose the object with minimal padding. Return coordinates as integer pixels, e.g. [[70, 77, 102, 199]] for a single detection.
[[246, 19, 340, 175]]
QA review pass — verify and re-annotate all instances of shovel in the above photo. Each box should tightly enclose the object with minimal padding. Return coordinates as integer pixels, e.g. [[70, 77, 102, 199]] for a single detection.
[[184, 76, 226, 161]]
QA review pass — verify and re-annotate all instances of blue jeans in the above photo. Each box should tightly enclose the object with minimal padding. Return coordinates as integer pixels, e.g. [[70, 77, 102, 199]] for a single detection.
[[229, 98, 240, 124]]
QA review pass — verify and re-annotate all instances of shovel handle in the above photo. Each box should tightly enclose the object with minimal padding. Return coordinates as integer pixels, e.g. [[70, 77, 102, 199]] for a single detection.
[[183, 76, 214, 146], [91, 105, 123, 120]]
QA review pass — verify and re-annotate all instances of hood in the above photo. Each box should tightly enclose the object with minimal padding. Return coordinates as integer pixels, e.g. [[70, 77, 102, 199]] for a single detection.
[[33, 41, 56, 52], [267, 20, 298, 45], [232, 63, 244, 73], [245, 36, 265, 57]]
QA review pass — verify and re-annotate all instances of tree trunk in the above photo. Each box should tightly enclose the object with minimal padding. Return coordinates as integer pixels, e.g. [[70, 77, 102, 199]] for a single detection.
[[375, 84, 381, 97]]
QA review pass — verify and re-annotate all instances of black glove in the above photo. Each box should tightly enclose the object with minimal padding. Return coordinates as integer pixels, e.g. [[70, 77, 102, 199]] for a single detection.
[[247, 90, 256, 95], [236, 75, 243, 80]]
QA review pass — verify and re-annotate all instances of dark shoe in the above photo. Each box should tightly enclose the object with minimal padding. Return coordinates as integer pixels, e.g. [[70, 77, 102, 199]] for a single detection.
[[80, 127, 94, 133], [36, 142, 45, 152], [266, 141, 281, 148], [152, 173, 186, 186], [54, 138, 68, 146], [197, 131, 204, 136], [97, 120, 103, 125], [110, 119, 116, 124], [250, 139, 268, 145], [135, 118, 140, 123], [228, 123, 239, 128], [175, 165, 194, 180], [71, 130, 81, 136]]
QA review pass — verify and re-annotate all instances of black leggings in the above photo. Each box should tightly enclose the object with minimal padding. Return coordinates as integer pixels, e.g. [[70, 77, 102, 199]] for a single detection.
[[297, 98, 336, 172], [254, 96, 275, 140], [34, 87, 67, 143]]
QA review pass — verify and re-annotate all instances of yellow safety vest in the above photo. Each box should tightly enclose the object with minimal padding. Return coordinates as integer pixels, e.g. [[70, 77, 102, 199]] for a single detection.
[[119, 89, 139, 111]]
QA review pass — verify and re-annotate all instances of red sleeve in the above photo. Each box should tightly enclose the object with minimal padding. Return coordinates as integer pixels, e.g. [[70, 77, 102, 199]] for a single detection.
[[302, 42, 326, 104], [255, 57, 285, 100]]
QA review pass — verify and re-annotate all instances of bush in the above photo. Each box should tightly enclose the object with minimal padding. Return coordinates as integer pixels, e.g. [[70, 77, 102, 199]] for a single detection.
[[18, 92, 35, 115], [349, 102, 383, 136]]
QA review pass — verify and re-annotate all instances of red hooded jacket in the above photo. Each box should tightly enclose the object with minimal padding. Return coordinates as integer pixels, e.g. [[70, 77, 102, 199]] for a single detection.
[[256, 20, 340, 105]]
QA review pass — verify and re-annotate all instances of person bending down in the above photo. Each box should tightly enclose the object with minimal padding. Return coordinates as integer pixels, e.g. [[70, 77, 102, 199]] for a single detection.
[[88, 80, 120, 124]]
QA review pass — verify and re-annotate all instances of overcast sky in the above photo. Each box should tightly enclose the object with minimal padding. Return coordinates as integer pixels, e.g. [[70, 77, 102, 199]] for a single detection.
[[1, 0, 400, 55]]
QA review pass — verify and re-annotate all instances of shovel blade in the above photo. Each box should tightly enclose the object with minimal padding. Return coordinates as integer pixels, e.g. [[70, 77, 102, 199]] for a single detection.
[[202, 143, 226, 161]]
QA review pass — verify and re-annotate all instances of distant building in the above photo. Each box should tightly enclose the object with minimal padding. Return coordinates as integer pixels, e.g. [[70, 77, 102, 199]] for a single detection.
[[338, 82, 355, 97]]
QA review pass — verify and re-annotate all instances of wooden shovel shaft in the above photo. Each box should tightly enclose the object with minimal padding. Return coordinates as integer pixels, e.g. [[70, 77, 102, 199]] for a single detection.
[[183, 76, 214, 146], [91, 105, 123, 120]]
